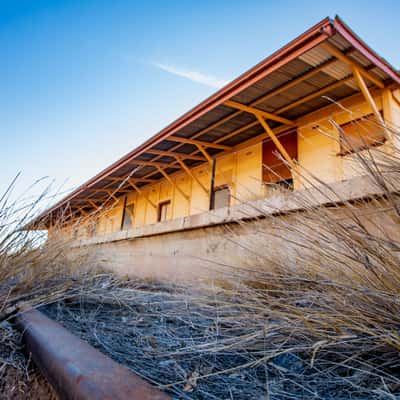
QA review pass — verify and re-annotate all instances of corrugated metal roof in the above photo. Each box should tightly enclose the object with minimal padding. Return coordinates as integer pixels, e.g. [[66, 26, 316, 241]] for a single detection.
[[28, 16, 400, 228]]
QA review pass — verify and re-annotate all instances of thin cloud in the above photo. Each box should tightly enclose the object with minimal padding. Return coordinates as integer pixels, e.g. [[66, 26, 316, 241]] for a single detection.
[[151, 62, 229, 89]]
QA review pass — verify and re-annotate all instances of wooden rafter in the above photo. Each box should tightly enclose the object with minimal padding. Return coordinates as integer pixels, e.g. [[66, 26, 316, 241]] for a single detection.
[[98, 189, 119, 203], [232, 124, 290, 152], [215, 121, 259, 144], [224, 100, 294, 126], [70, 74, 366, 203], [128, 65, 328, 178], [352, 66, 389, 138], [168, 136, 231, 150], [195, 144, 213, 164], [73, 197, 109, 203], [102, 176, 159, 191], [275, 76, 354, 114], [134, 53, 357, 165], [320, 42, 384, 89], [88, 200, 101, 209], [156, 167, 190, 200], [216, 76, 353, 147], [105, 176, 157, 183], [65, 49, 383, 209], [90, 188, 132, 194], [126, 159, 171, 168], [70, 206, 90, 217], [127, 179, 157, 209], [256, 115, 295, 168], [146, 149, 206, 161], [145, 58, 339, 166], [64, 67, 386, 215], [249, 57, 341, 106], [176, 158, 209, 195]]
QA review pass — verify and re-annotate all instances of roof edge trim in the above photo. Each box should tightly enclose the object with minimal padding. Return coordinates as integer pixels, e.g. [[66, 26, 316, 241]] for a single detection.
[[333, 16, 400, 84]]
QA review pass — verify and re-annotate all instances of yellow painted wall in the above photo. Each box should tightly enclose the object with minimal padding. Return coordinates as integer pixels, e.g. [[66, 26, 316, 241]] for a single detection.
[[235, 144, 262, 202], [295, 93, 390, 188], [63, 88, 400, 240]]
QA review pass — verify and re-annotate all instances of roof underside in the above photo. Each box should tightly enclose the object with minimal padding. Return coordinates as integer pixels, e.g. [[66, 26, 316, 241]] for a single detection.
[[32, 16, 400, 228]]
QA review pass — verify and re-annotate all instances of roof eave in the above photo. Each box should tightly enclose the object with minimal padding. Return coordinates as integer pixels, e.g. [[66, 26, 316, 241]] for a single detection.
[[333, 15, 400, 84], [29, 16, 400, 229], [30, 17, 335, 227]]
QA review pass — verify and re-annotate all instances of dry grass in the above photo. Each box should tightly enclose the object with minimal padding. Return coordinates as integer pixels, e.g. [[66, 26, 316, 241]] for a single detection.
[[2, 110, 400, 399], [40, 114, 400, 398], [0, 178, 119, 398]]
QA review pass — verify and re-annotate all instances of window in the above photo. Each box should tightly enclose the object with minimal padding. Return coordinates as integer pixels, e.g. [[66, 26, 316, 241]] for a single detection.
[[86, 219, 97, 237], [121, 203, 135, 230], [262, 129, 297, 186], [157, 200, 171, 222], [338, 114, 386, 155], [211, 185, 230, 210]]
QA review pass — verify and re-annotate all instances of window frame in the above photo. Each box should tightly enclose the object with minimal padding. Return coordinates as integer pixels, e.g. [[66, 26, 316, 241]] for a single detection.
[[210, 184, 231, 210], [157, 200, 171, 223], [121, 201, 135, 230], [262, 129, 298, 186], [337, 113, 386, 157]]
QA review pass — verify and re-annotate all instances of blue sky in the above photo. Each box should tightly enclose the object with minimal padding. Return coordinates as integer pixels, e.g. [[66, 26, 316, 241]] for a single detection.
[[1, 0, 400, 203]]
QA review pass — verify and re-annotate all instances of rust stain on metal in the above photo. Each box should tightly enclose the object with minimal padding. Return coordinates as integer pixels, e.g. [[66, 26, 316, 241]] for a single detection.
[[16, 307, 171, 400]]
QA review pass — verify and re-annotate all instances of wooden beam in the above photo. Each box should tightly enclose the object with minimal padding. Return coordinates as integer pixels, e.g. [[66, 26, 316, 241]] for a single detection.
[[231, 125, 289, 153], [215, 121, 259, 144], [224, 100, 294, 126], [256, 115, 295, 168], [176, 159, 209, 195], [135, 64, 332, 172], [195, 144, 213, 164], [102, 175, 159, 191], [73, 197, 109, 203], [106, 177, 157, 183], [146, 149, 206, 161], [88, 200, 101, 209], [127, 179, 157, 209], [100, 190, 120, 203], [229, 86, 383, 154], [138, 53, 356, 168], [167, 136, 231, 150], [215, 68, 350, 147], [70, 206, 90, 217], [90, 188, 132, 194], [145, 58, 339, 168], [157, 167, 190, 201], [250, 57, 340, 106], [126, 159, 171, 168], [127, 59, 364, 184], [320, 42, 384, 89], [275, 76, 354, 114], [352, 66, 389, 139]]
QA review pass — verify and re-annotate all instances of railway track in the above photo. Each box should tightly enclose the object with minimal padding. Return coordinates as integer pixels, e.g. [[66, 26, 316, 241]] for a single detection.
[[16, 306, 170, 400]]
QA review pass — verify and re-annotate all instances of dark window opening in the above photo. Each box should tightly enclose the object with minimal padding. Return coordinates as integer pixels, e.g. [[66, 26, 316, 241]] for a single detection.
[[211, 185, 230, 210], [87, 219, 97, 237], [338, 113, 386, 156], [121, 203, 135, 230], [157, 200, 171, 222], [262, 129, 297, 188], [265, 178, 294, 190]]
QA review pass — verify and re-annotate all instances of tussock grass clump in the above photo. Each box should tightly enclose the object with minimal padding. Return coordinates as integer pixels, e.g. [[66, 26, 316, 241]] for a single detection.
[[0, 178, 117, 398]]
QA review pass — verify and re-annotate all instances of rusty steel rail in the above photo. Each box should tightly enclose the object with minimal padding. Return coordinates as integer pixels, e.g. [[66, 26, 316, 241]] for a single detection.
[[16, 307, 170, 400]]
